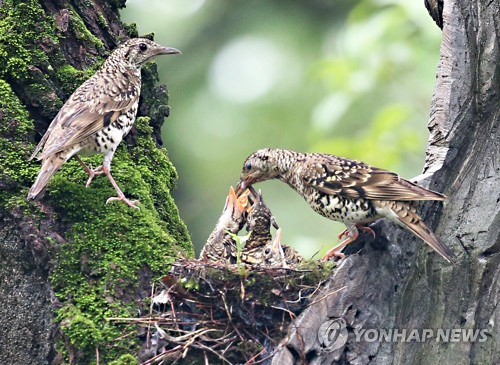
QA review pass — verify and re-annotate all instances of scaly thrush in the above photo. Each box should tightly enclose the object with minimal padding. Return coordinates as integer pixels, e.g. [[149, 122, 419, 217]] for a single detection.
[[28, 38, 180, 208], [236, 148, 455, 263]]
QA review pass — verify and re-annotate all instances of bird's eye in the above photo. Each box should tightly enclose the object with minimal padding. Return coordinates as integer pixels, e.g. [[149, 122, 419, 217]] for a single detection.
[[245, 161, 252, 170], [264, 248, 271, 255], [139, 43, 148, 51]]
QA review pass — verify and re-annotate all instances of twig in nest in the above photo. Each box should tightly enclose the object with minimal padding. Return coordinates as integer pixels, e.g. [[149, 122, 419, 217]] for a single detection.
[[111, 258, 333, 364], [306, 285, 346, 307]]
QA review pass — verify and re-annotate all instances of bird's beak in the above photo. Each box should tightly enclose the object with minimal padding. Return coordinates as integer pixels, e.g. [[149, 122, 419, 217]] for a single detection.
[[158, 46, 181, 55], [228, 186, 250, 211], [235, 181, 246, 196], [237, 193, 249, 210], [224, 186, 238, 211], [271, 216, 279, 230], [271, 228, 286, 262], [236, 175, 254, 196]]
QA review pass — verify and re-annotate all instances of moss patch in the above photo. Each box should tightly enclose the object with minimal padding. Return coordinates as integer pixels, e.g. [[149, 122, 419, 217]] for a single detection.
[[0, 79, 39, 208], [0, 0, 52, 79], [47, 117, 192, 362]]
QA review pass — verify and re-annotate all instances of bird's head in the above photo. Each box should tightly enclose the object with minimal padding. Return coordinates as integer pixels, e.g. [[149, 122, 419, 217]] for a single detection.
[[247, 188, 279, 231], [236, 148, 281, 194], [216, 186, 249, 233], [118, 38, 180, 67], [241, 228, 287, 268]]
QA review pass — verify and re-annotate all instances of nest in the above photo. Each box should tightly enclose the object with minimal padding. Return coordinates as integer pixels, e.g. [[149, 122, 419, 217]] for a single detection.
[[110, 258, 332, 364]]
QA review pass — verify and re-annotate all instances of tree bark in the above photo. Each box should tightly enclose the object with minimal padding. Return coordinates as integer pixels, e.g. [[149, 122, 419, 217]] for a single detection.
[[0, 1, 191, 364], [273, 0, 499, 364]]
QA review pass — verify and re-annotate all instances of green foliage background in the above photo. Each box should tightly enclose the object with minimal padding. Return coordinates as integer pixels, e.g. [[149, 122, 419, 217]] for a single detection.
[[122, 0, 441, 258]]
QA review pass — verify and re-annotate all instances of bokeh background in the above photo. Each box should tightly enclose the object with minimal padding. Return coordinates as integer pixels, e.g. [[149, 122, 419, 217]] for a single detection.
[[121, 0, 441, 258]]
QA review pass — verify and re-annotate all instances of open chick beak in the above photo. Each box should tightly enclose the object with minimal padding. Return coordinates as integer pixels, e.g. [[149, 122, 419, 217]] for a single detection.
[[271, 228, 283, 252], [230, 186, 250, 211], [271, 228, 287, 266], [223, 186, 238, 212]]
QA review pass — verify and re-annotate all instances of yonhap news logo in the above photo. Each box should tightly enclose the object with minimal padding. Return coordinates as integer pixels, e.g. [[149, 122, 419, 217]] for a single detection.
[[353, 328, 490, 343], [317, 317, 348, 351], [318, 317, 490, 351]]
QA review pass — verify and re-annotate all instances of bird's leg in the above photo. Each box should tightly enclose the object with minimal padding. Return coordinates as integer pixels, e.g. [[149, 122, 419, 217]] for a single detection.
[[74, 156, 104, 187], [338, 224, 376, 240], [100, 154, 140, 209], [321, 225, 360, 262]]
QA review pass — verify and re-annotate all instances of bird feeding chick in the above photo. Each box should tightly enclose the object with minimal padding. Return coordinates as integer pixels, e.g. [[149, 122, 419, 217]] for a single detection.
[[28, 38, 180, 208], [236, 148, 455, 263], [200, 187, 250, 264]]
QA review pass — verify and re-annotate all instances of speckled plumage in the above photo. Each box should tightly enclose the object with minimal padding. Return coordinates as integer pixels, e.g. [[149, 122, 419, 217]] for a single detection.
[[28, 38, 180, 208], [200, 187, 249, 264], [242, 228, 303, 268], [241, 189, 303, 268], [280, 238, 303, 267], [244, 188, 278, 249], [241, 228, 287, 268], [237, 148, 455, 263]]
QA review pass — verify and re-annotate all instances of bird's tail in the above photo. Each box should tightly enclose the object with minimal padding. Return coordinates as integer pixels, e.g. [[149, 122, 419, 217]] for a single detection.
[[27, 156, 65, 201], [383, 201, 456, 263]]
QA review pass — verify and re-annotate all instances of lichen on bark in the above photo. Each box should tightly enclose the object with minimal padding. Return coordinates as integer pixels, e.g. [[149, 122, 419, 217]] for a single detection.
[[0, 0, 192, 363]]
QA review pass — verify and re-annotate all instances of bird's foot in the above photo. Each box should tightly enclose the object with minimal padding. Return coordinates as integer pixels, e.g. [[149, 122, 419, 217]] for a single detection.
[[106, 195, 140, 209], [357, 225, 376, 239], [337, 228, 349, 240], [85, 166, 104, 187], [74, 156, 105, 187], [101, 166, 140, 209], [322, 228, 360, 262], [338, 224, 375, 240], [320, 248, 345, 262]]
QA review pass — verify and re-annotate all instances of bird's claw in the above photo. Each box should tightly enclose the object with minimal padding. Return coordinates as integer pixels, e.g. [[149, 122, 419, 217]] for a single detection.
[[85, 165, 104, 187], [337, 228, 349, 240], [106, 196, 140, 209], [338, 225, 376, 240], [320, 249, 345, 262], [359, 225, 376, 239]]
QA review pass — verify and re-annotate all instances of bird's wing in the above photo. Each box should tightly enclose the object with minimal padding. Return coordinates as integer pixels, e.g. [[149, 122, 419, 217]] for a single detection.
[[32, 71, 139, 160], [301, 155, 446, 201]]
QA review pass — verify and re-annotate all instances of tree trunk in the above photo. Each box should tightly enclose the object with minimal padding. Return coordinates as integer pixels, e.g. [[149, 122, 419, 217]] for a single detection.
[[273, 0, 499, 364], [0, 1, 191, 364]]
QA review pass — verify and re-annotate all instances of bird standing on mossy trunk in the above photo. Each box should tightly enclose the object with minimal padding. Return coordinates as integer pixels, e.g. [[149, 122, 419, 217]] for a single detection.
[[27, 38, 180, 208], [236, 148, 455, 263]]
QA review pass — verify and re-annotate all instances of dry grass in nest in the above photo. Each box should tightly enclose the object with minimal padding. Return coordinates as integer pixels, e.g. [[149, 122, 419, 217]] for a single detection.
[[108, 258, 333, 364]]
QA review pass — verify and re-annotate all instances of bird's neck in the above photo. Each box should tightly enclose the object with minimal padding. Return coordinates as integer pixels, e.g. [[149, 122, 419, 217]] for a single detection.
[[104, 55, 142, 77], [273, 149, 297, 175], [274, 149, 304, 187]]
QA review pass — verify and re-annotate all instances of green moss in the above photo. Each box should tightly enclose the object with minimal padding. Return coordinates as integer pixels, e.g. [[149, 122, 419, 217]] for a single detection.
[[56, 65, 87, 94], [47, 117, 191, 362], [58, 305, 104, 349], [97, 13, 109, 30], [0, 0, 53, 79], [0, 79, 39, 206], [123, 22, 139, 38], [109, 354, 137, 365], [67, 7, 105, 51]]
